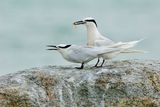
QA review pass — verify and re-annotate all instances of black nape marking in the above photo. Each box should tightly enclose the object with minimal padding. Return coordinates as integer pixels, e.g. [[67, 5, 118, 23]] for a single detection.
[[58, 45, 71, 49], [85, 19, 97, 27]]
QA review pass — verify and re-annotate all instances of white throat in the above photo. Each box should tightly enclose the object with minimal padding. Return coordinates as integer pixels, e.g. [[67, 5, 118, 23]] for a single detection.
[[86, 25, 100, 46]]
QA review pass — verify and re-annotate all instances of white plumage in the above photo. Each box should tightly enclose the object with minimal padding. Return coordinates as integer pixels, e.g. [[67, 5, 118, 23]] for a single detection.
[[73, 17, 144, 67], [47, 44, 129, 69]]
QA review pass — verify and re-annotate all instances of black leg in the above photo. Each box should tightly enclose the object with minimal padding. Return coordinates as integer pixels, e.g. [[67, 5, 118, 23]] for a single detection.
[[100, 59, 105, 67], [75, 63, 84, 69], [94, 58, 100, 67]]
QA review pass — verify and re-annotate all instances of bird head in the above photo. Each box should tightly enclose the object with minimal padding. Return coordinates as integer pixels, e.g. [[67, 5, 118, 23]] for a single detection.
[[73, 17, 97, 28]]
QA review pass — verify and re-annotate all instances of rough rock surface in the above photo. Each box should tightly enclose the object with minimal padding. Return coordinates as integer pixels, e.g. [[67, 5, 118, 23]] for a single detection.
[[0, 60, 160, 107]]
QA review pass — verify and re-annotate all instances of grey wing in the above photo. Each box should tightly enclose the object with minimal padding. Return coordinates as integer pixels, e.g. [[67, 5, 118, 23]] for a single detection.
[[94, 47, 122, 56], [72, 46, 98, 58], [70, 46, 122, 59], [68, 46, 97, 63], [81, 46, 121, 57], [95, 38, 114, 46]]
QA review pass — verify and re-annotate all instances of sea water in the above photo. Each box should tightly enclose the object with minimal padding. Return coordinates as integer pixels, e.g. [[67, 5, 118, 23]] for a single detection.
[[0, 0, 160, 75]]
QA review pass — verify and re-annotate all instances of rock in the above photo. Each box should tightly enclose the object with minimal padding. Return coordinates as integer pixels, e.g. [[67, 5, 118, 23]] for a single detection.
[[0, 60, 160, 107]]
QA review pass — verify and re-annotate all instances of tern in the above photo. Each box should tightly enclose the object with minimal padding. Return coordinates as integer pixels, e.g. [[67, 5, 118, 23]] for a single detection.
[[47, 44, 128, 69], [73, 17, 144, 67]]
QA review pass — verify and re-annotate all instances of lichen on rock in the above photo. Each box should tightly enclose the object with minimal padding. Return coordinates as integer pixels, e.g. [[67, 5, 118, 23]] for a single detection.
[[0, 60, 160, 107]]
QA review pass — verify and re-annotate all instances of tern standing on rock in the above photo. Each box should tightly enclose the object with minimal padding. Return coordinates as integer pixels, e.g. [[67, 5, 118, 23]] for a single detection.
[[47, 44, 128, 69], [73, 17, 143, 67]]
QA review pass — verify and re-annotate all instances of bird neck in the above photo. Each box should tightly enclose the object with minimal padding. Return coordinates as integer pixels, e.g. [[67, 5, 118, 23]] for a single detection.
[[58, 49, 66, 56], [86, 25, 100, 46]]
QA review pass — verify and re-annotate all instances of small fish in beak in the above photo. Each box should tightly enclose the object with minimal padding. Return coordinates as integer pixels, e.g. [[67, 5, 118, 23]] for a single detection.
[[73, 20, 86, 25]]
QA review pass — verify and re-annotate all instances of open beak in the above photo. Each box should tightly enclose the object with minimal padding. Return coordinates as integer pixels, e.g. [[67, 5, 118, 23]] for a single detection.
[[73, 20, 86, 25], [46, 45, 58, 50]]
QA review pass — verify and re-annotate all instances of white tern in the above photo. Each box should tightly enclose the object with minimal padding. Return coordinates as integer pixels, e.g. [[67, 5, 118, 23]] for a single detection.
[[47, 44, 128, 69], [73, 17, 144, 67]]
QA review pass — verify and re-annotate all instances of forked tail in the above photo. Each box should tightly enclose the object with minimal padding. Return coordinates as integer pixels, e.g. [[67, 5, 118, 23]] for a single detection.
[[108, 38, 144, 49]]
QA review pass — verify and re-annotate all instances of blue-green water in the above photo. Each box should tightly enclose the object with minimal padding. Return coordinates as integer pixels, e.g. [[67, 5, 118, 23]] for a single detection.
[[0, 0, 160, 75]]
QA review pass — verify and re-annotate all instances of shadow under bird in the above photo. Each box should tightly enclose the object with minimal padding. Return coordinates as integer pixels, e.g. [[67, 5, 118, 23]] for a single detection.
[[73, 17, 144, 67], [47, 44, 127, 69]]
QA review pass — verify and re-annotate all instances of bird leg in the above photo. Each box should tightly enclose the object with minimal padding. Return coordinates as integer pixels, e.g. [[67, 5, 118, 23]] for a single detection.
[[75, 63, 84, 69], [100, 59, 105, 67], [94, 58, 100, 67]]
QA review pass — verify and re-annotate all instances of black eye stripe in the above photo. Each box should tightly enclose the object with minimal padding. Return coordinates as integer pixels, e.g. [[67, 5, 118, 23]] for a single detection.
[[58, 45, 71, 49], [85, 19, 97, 27]]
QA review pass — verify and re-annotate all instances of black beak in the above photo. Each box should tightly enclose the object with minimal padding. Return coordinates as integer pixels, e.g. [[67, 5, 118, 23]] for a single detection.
[[73, 20, 86, 25], [47, 45, 57, 48], [46, 45, 58, 50], [46, 48, 57, 50]]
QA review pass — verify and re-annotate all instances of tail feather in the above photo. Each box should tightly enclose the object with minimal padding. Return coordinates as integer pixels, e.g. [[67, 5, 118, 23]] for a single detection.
[[108, 38, 144, 49], [121, 49, 147, 54]]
